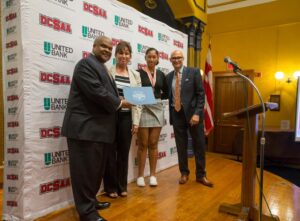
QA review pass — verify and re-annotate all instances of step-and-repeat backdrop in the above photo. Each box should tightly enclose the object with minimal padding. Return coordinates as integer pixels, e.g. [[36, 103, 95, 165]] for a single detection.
[[2, 0, 187, 220]]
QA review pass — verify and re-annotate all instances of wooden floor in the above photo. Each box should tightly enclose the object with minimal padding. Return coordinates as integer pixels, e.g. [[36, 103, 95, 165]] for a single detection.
[[1, 153, 299, 221]]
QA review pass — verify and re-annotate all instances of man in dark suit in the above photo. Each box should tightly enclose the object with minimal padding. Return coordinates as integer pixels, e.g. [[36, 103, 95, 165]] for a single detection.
[[166, 50, 213, 187], [62, 36, 131, 221]]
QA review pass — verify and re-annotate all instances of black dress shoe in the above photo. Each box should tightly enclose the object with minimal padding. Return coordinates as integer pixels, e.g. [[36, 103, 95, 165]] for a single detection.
[[95, 215, 107, 221], [95, 201, 110, 210]]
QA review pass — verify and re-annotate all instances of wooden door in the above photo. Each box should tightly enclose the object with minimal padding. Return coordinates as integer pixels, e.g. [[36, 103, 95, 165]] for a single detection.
[[208, 70, 255, 154]]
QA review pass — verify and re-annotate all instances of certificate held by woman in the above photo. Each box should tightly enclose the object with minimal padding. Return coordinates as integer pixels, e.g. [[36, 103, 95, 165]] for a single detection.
[[123, 86, 156, 105]]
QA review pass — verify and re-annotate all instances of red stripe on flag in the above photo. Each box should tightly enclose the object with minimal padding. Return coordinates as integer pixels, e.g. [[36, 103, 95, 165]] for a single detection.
[[203, 44, 214, 136]]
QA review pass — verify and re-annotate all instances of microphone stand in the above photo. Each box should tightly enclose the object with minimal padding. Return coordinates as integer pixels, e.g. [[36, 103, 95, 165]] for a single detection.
[[233, 67, 266, 221]]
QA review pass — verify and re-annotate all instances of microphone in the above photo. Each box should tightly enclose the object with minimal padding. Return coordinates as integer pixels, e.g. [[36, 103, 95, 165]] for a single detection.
[[224, 57, 242, 71]]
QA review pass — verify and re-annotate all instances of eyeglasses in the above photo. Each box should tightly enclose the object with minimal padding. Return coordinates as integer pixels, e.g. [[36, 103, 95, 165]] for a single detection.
[[171, 56, 183, 60]]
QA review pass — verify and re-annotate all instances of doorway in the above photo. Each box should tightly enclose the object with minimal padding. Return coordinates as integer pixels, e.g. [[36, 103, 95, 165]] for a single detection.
[[208, 70, 255, 155]]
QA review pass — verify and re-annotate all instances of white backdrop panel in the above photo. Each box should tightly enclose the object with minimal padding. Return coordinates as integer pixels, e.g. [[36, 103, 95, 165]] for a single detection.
[[2, 0, 188, 220]]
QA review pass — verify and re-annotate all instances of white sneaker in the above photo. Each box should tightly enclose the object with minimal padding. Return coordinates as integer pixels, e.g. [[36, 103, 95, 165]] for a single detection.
[[137, 177, 145, 187], [149, 176, 158, 187]]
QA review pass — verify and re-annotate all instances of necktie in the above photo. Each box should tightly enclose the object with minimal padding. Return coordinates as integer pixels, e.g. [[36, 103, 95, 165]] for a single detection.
[[175, 72, 181, 112]]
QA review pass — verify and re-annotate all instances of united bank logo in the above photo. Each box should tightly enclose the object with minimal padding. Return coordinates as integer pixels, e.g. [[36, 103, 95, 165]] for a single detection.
[[43, 97, 68, 111], [40, 71, 71, 85], [114, 15, 133, 30], [8, 133, 18, 141], [43, 41, 74, 59], [5, 0, 17, 8], [7, 53, 17, 62], [83, 2, 107, 19], [138, 25, 153, 37], [8, 186, 18, 194], [6, 25, 17, 35], [8, 107, 18, 115], [170, 146, 177, 155], [39, 14, 72, 34], [173, 40, 184, 49], [158, 33, 170, 44], [8, 80, 18, 88], [44, 150, 69, 167], [47, 0, 74, 8], [82, 25, 104, 40], [159, 133, 167, 142], [8, 160, 19, 168], [137, 43, 150, 54]]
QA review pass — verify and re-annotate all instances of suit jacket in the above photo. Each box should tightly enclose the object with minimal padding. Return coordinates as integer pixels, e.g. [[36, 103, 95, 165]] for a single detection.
[[166, 66, 205, 124], [62, 54, 121, 144], [109, 66, 142, 126]]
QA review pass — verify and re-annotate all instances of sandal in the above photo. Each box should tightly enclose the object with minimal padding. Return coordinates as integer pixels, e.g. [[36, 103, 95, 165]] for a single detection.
[[120, 192, 127, 197], [107, 192, 118, 198]]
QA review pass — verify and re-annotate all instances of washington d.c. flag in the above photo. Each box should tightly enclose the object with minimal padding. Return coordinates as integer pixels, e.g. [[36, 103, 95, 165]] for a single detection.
[[203, 43, 214, 135]]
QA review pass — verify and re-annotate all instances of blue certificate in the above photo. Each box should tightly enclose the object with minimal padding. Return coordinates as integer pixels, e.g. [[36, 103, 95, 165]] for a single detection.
[[123, 86, 156, 105]]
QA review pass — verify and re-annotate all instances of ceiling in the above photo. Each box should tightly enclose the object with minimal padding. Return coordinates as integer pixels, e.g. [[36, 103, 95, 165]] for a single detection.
[[207, 0, 277, 14]]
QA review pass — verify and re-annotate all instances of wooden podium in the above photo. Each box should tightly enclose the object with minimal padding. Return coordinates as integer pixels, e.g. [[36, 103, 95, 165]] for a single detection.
[[218, 102, 280, 221]]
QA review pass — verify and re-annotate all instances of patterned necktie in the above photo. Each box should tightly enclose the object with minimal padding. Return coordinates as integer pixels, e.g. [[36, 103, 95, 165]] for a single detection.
[[175, 72, 181, 112]]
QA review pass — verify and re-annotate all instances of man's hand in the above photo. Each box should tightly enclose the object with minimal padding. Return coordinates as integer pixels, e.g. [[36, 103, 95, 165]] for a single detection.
[[190, 114, 200, 126], [131, 124, 139, 135], [121, 99, 132, 109]]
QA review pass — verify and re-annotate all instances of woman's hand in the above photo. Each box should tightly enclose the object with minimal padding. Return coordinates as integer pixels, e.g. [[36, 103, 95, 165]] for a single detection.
[[131, 124, 139, 135]]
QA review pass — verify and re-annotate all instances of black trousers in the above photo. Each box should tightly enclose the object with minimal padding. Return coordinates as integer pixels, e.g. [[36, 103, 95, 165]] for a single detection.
[[171, 107, 206, 179], [67, 138, 109, 221], [104, 111, 132, 193]]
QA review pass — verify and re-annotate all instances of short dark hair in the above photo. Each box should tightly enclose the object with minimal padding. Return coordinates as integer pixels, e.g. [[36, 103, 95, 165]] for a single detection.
[[115, 41, 132, 56], [145, 47, 159, 65]]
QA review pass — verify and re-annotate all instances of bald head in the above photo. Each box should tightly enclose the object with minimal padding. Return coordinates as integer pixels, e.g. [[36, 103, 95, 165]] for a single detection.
[[171, 50, 184, 59], [93, 36, 111, 47], [92, 36, 113, 63], [170, 50, 184, 71]]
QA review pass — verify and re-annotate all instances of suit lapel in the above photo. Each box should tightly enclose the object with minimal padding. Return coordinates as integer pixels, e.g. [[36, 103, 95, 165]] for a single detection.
[[168, 71, 175, 98], [181, 66, 188, 89], [105, 65, 118, 95]]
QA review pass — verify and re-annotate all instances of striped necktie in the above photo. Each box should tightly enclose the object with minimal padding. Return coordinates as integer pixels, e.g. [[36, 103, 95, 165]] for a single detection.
[[174, 71, 181, 112]]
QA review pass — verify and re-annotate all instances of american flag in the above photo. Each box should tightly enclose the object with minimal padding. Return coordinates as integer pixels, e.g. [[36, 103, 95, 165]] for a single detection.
[[203, 43, 214, 135]]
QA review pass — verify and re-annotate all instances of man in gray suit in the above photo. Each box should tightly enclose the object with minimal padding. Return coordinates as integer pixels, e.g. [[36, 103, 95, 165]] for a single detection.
[[62, 36, 131, 221], [166, 50, 213, 187]]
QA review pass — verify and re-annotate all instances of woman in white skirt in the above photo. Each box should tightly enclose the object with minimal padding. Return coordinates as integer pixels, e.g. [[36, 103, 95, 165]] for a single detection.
[[136, 48, 168, 187]]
